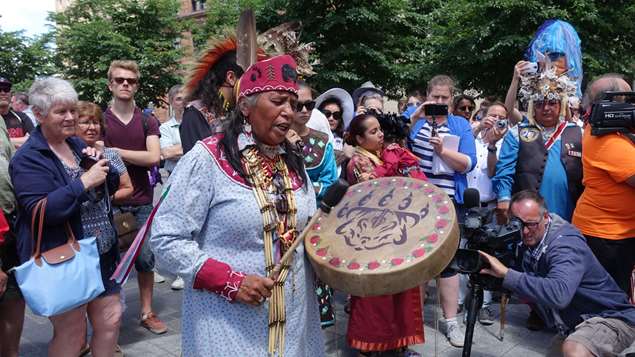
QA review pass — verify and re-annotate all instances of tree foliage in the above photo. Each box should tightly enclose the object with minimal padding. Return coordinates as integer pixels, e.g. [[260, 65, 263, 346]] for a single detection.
[[195, 0, 634, 99], [51, 0, 185, 107], [421, 0, 635, 97], [0, 30, 55, 92]]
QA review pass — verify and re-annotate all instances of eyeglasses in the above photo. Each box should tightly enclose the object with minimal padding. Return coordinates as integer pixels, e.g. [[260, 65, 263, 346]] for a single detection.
[[112, 77, 139, 85], [458, 105, 475, 112], [78, 121, 100, 128], [408, 102, 421, 107], [295, 100, 315, 112], [0, 84, 11, 93], [321, 109, 342, 121], [510, 214, 544, 230]]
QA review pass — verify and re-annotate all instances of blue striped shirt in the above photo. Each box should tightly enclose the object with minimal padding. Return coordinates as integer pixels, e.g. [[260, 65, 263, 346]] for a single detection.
[[411, 121, 456, 197]]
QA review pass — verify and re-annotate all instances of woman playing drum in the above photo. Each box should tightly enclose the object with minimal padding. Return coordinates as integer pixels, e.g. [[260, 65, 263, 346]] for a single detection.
[[344, 112, 425, 356], [150, 55, 324, 356]]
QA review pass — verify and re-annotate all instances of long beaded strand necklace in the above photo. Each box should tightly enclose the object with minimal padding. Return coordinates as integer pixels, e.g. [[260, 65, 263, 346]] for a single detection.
[[242, 146, 297, 356]]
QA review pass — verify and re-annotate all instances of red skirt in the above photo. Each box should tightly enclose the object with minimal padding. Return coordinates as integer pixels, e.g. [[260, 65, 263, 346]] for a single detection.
[[346, 287, 424, 351]]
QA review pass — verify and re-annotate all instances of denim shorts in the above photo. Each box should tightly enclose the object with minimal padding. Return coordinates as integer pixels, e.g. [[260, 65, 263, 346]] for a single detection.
[[114, 204, 155, 272]]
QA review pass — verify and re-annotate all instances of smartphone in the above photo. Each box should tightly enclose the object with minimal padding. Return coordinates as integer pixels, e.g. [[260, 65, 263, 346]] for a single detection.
[[424, 104, 448, 117], [80, 155, 99, 170]]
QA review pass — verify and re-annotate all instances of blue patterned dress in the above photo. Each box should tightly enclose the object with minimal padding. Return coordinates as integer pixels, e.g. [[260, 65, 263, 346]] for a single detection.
[[150, 135, 324, 356]]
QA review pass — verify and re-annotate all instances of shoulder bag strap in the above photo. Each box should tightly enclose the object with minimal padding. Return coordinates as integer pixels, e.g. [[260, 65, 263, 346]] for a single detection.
[[31, 198, 47, 259]]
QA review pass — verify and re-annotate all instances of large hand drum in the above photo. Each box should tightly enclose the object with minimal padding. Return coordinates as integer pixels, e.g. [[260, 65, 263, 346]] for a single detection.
[[305, 177, 459, 297]]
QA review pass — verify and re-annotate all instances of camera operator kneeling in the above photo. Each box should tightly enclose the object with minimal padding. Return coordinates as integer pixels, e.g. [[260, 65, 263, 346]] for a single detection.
[[479, 190, 635, 357]]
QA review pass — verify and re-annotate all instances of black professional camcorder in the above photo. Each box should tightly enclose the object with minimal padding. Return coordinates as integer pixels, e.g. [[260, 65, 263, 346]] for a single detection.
[[589, 91, 635, 144], [451, 188, 522, 291], [451, 188, 522, 356]]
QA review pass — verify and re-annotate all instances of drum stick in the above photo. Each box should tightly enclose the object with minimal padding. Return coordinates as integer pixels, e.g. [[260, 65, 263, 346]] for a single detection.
[[269, 179, 349, 279]]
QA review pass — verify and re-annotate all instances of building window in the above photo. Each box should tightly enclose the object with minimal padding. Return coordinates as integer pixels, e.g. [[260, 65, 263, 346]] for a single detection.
[[191, 0, 206, 12]]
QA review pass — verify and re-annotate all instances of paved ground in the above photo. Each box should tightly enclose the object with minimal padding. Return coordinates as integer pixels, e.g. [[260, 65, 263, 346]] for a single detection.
[[19, 271, 555, 356], [18, 179, 555, 356]]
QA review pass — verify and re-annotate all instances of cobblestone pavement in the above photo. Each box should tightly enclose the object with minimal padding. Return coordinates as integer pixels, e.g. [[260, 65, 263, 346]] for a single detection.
[[19, 272, 555, 357]]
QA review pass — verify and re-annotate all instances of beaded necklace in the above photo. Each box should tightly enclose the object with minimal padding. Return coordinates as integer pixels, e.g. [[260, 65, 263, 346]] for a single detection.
[[242, 146, 298, 356]]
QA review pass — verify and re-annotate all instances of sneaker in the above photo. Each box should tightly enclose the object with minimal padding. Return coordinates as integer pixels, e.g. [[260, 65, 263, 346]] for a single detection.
[[171, 276, 184, 290], [478, 306, 495, 325], [153, 272, 166, 283], [140, 312, 168, 334], [445, 322, 465, 348]]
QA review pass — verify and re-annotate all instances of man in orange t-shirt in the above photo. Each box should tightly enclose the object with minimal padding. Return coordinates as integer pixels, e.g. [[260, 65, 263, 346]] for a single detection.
[[572, 74, 635, 295]]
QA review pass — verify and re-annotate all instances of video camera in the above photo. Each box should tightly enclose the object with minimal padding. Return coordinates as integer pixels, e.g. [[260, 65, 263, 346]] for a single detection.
[[589, 91, 635, 144], [451, 188, 522, 356], [451, 188, 522, 291], [367, 109, 409, 144]]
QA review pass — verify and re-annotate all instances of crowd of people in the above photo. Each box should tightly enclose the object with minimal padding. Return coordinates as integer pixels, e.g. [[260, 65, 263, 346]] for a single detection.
[[0, 18, 634, 357]]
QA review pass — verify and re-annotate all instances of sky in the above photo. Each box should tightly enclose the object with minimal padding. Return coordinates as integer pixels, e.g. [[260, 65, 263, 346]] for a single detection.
[[0, 0, 55, 37]]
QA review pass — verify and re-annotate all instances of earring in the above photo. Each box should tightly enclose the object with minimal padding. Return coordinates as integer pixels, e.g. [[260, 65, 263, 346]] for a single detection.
[[219, 89, 230, 112], [237, 120, 255, 151]]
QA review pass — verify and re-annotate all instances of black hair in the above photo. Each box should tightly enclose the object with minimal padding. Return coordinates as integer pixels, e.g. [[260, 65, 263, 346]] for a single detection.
[[189, 51, 244, 115], [318, 97, 344, 138], [453, 94, 475, 110], [378, 113, 408, 145], [220, 99, 308, 189], [345, 113, 377, 146]]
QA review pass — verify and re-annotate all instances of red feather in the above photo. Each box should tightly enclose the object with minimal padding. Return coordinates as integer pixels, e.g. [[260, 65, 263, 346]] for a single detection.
[[184, 37, 268, 99]]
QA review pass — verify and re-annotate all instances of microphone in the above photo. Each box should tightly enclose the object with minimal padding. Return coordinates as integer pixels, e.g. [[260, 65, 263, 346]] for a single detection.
[[463, 188, 481, 210]]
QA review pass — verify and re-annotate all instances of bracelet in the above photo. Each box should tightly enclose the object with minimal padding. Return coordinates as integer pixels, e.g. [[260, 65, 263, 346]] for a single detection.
[[487, 145, 497, 153]]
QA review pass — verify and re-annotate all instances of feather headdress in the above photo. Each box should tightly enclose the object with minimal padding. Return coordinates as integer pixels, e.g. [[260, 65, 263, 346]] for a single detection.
[[258, 22, 317, 77], [183, 36, 238, 99], [518, 65, 578, 126]]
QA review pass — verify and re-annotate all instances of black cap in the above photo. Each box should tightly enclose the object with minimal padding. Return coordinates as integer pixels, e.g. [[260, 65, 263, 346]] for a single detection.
[[0, 77, 11, 85]]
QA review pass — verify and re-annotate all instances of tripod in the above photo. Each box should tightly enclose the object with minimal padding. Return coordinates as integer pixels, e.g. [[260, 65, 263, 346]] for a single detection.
[[462, 275, 484, 357]]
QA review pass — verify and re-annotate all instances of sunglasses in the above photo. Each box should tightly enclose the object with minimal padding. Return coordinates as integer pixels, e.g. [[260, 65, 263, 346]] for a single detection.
[[535, 99, 560, 108], [458, 105, 475, 112], [0, 84, 12, 93], [112, 77, 139, 85], [295, 100, 315, 112], [322, 109, 342, 121]]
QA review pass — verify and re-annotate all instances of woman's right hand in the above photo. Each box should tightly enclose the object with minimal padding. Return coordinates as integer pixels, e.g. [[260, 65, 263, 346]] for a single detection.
[[80, 159, 109, 191], [235, 274, 274, 307]]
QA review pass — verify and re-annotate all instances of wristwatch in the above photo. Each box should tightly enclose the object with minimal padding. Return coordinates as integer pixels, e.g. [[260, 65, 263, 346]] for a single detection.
[[487, 145, 497, 153]]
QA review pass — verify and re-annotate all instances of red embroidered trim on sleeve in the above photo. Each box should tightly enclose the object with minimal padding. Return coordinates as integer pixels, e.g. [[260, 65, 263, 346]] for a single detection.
[[193, 258, 246, 302]]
